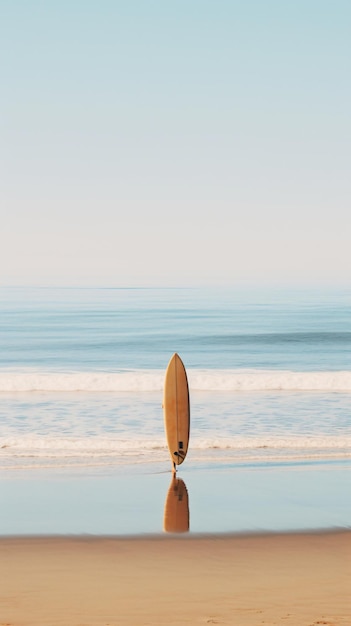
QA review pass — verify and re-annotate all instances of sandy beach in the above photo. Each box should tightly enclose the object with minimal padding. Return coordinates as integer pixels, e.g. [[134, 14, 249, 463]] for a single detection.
[[1, 531, 350, 626]]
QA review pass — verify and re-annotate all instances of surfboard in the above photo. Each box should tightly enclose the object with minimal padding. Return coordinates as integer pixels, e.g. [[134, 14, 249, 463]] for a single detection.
[[163, 353, 190, 471], [163, 476, 189, 533]]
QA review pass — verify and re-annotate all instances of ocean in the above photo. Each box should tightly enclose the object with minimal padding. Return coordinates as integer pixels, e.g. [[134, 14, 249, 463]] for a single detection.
[[1, 285, 350, 535], [1, 285, 350, 471]]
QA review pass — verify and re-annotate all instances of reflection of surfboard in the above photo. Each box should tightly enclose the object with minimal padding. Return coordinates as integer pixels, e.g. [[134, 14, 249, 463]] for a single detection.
[[163, 477, 189, 533], [163, 353, 190, 471]]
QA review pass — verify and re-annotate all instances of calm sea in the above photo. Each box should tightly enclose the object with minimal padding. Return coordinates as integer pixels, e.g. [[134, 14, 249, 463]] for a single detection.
[[1, 286, 350, 470]]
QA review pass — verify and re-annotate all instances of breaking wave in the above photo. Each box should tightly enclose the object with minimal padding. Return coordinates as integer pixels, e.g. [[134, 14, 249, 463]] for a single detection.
[[1, 369, 351, 392]]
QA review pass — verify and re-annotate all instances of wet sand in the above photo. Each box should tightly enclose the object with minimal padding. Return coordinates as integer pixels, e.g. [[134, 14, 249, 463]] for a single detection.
[[1, 531, 350, 625]]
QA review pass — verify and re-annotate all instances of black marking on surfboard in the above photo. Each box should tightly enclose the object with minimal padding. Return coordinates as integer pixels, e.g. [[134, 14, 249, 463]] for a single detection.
[[174, 450, 185, 461]]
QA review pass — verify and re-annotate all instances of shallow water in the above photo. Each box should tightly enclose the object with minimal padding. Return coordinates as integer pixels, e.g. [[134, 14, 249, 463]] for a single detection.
[[1, 461, 350, 535]]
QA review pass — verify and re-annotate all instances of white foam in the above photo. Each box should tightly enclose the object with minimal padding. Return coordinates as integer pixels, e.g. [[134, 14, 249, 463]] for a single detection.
[[190, 370, 351, 391], [1, 435, 350, 457], [1, 369, 351, 392], [0, 436, 166, 455], [0, 371, 163, 392]]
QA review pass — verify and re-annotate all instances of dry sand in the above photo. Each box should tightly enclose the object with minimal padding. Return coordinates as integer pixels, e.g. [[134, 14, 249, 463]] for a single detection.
[[1, 531, 350, 626]]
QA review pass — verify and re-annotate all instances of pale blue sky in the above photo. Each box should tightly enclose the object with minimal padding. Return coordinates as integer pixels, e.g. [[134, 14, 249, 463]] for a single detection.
[[1, 1, 350, 286]]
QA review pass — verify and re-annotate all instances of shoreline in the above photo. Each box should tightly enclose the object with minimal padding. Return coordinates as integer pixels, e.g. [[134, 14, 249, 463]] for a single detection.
[[2, 525, 351, 540], [1, 530, 350, 625]]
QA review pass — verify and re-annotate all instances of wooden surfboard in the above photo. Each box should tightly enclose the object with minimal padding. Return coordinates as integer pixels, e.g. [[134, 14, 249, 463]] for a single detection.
[[163, 353, 190, 471], [163, 476, 189, 533]]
